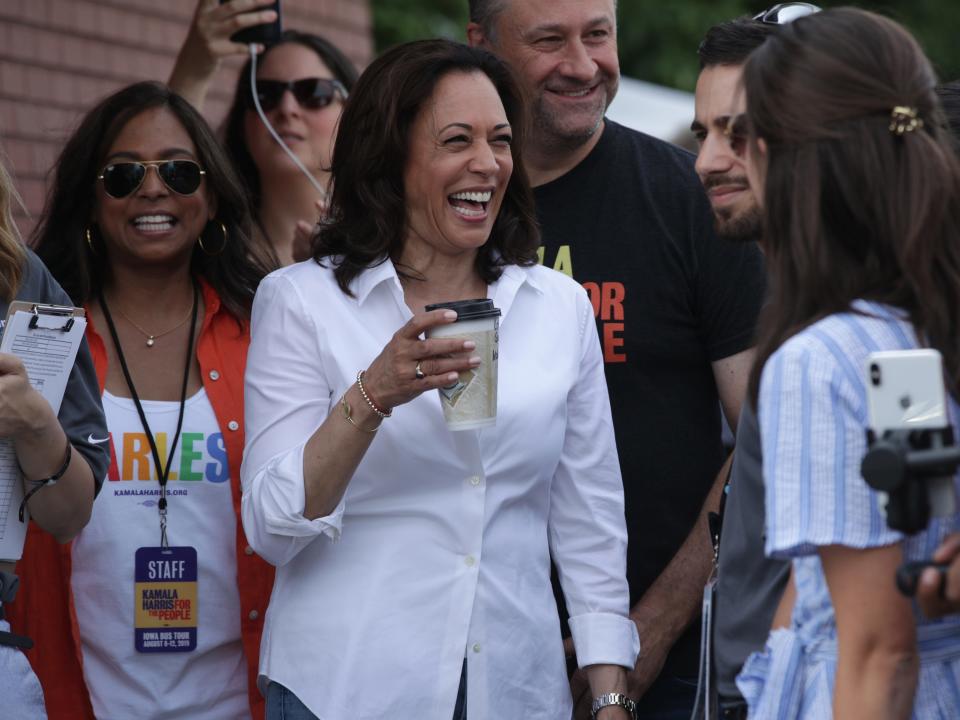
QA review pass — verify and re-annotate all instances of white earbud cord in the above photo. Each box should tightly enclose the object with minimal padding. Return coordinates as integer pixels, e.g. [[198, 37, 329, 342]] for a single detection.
[[248, 43, 330, 199]]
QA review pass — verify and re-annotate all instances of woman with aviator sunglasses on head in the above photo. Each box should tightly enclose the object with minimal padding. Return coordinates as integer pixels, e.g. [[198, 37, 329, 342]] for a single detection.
[[7, 81, 275, 720], [170, 0, 358, 266]]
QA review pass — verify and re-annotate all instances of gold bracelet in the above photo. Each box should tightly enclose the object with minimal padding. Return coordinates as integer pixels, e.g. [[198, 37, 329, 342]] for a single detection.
[[356, 370, 391, 418], [341, 393, 380, 433]]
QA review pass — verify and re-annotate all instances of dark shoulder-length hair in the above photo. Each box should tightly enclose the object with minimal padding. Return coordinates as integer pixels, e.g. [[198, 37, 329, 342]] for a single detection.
[[744, 8, 960, 401], [222, 30, 359, 219], [315, 38, 539, 295], [32, 81, 270, 320]]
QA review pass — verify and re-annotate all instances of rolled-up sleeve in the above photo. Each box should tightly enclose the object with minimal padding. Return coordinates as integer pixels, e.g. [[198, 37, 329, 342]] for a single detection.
[[549, 291, 640, 669], [241, 273, 345, 567]]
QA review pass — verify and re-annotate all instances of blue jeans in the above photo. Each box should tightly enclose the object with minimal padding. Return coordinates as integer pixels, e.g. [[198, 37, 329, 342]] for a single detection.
[[633, 675, 698, 720], [266, 660, 468, 720], [265, 683, 318, 720]]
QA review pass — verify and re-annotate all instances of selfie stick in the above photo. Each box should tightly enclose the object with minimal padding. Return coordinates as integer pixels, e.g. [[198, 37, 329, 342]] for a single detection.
[[247, 44, 335, 199], [862, 427, 960, 594]]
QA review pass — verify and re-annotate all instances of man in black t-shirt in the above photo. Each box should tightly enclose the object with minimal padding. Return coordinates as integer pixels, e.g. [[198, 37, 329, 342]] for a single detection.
[[468, 2, 766, 718]]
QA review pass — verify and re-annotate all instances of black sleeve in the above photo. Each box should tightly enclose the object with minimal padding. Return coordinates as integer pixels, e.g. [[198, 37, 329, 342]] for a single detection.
[[21, 251, 109, 494], [690, 201, 767, 362]]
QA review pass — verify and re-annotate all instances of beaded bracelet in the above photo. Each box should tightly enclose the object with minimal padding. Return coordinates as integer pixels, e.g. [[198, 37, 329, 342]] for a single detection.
[[356, 371, 392, 419]]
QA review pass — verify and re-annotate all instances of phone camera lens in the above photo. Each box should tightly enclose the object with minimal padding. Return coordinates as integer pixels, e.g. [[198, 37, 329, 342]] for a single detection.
[[869, 363, 881, 386]]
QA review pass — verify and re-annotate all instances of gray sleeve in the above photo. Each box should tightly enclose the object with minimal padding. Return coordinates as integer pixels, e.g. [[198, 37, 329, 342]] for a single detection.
[[58, 338, 109, 495], [19, 251, 109, 494], [713, 402, 790, 697]]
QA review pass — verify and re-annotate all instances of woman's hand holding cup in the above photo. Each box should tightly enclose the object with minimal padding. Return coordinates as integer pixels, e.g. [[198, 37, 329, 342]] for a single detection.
[[361, 309, 480, 412]]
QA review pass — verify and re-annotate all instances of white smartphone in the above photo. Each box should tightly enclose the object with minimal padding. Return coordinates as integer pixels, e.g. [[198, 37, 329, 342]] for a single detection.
[[865, 349, 955, 517], [866, 349, 948, 431]]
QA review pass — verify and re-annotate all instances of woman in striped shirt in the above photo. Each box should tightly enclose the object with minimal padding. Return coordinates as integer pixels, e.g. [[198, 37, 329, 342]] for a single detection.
[[734, 8, 960, 719]]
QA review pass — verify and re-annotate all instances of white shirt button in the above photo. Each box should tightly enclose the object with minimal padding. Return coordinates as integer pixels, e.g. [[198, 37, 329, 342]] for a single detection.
[[248, 610, 259, 620], [469, 475, 481, 486], [472, 643, 481, 653], [464, 555, 476, 567], [228, 420, 239, 431], [244, 545, 254, 556], [209, 370, 220, 381]]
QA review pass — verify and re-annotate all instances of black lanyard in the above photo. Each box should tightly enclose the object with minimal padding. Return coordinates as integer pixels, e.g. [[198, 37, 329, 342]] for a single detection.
[[98, 282, 199, 548]]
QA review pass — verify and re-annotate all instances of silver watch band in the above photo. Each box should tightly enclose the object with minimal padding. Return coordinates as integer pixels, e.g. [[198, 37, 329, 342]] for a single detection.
[[590, 692, 637, 719]]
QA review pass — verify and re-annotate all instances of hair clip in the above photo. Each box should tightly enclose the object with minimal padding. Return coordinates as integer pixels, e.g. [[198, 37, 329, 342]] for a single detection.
[[889, 106, 923, 136]]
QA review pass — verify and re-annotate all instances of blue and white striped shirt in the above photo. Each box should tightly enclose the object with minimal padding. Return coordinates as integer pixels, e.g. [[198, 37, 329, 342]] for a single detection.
[[737, 301, 960, 719]]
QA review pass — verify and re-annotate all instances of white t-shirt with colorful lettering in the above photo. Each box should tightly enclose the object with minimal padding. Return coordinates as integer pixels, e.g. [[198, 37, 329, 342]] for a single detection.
[[71, 389, 249, 720]]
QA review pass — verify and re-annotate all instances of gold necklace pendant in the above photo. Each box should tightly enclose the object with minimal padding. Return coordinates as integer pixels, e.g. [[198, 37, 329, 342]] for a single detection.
[[114, 301, 194, 349]]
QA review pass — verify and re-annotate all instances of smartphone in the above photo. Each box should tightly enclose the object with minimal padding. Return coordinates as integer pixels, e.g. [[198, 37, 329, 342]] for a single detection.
[[866, 349, 947, 432], [219, 0, 282, 46], [865, 349, 955, 517]]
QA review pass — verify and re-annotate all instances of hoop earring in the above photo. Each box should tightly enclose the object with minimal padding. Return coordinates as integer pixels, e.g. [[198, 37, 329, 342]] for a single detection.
[[85, 227, 97, 255], [198, 221, 227, 256]]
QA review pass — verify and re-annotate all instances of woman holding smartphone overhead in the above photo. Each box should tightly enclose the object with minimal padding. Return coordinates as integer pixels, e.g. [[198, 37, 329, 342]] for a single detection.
[[8, 81, 274, 720], [735, 8, 960, 719], [170, 0, 358, 265]]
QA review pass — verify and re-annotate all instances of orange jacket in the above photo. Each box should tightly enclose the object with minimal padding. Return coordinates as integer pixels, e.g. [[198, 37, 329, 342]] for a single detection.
[[8, 280, 274, 720]]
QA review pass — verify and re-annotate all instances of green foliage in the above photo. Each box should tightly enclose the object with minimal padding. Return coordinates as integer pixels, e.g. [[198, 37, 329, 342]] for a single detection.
[[616, 0, 748, 93], [372, 0, 469, 52], [370, 0, 960, 91], [875, 0, 960, 85], [616, 1, 960, 91]]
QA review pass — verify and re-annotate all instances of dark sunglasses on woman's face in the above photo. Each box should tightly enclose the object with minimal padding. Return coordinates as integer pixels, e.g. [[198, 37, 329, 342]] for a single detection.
[[249, 77, 348, 112], [753, 2, 821, 24], [98, 160, 206, 199]]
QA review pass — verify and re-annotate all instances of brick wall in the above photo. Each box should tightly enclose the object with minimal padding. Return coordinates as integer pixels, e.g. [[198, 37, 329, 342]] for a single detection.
[[0, 0, 373, 239]]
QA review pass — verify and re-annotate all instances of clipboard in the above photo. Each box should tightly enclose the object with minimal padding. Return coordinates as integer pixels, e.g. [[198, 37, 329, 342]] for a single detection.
[[0, 301, 88, 562], [8, 301, 83, 332]]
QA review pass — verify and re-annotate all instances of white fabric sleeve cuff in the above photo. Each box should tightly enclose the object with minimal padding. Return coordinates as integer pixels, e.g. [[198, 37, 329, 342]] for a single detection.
[[257, 443, 345, 541], [569, 612, 640, 669]]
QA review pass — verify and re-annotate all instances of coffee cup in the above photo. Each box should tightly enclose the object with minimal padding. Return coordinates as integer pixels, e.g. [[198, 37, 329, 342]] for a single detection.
[[424, 299, 500, 431]]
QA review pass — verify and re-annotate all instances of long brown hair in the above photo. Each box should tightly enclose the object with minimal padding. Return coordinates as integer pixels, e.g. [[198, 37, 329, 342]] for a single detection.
[[744, 8, 960, 402], [0, 153, 26, 302], [32, 82, 270, 319]]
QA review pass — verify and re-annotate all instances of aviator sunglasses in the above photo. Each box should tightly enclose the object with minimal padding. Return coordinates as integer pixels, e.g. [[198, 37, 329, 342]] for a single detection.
[[754, 2, 821, 24], [248, 77, 348, 113], [98, 159, 206, 199]]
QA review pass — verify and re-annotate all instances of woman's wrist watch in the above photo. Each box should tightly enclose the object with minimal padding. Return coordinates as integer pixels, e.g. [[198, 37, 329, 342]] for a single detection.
[[591, 692, 638, 720]]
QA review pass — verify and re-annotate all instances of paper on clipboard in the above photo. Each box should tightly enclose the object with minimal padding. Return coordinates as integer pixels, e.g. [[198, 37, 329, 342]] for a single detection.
[[0, 301, 87, 561]]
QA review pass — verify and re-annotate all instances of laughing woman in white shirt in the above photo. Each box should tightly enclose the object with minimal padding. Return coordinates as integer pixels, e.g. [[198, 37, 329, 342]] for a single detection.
[[241, 39, 639, 720]]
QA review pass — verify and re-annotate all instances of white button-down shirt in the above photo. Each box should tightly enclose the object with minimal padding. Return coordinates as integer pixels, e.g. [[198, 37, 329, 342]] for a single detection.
[[241, 259, 639, 720]]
